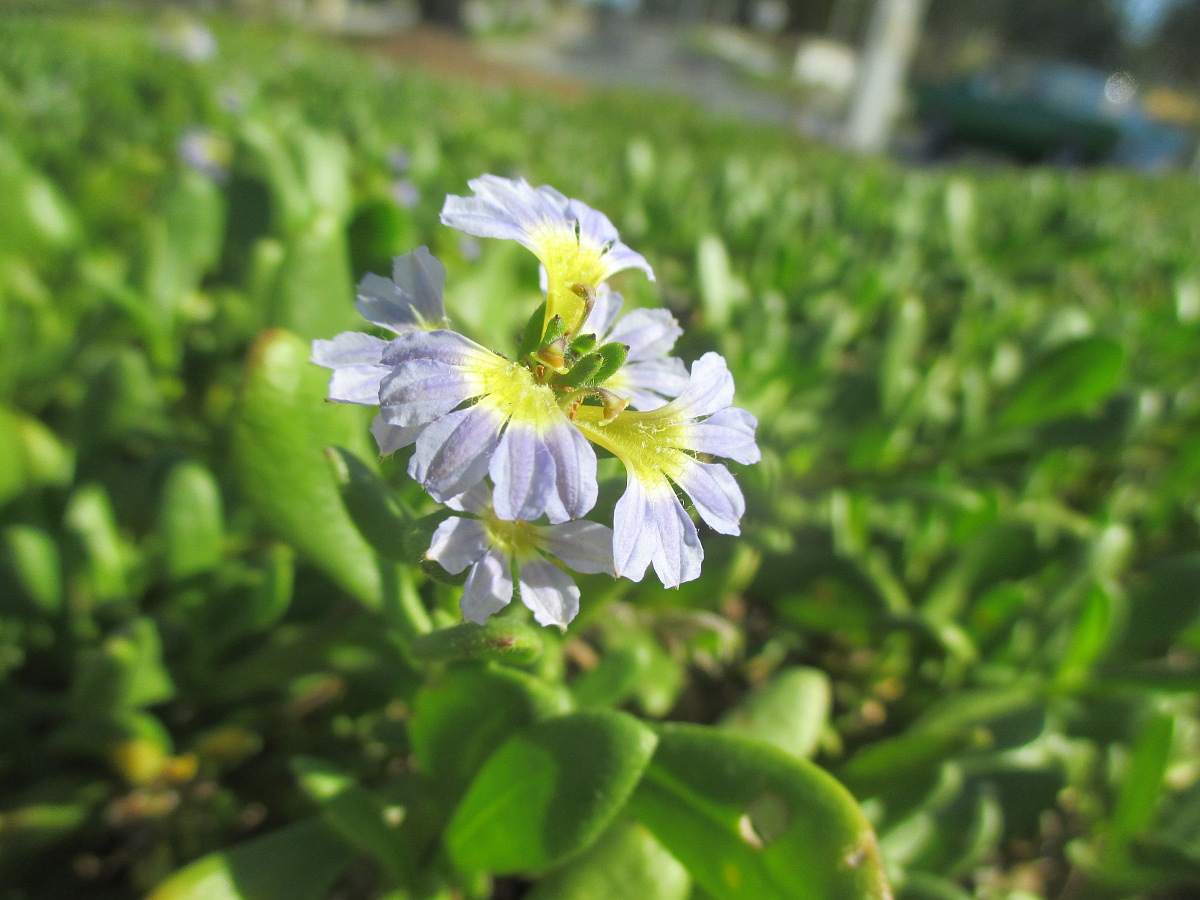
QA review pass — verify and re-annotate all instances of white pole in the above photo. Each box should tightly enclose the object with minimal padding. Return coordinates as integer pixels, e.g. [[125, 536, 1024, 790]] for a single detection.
[[844, 0, 929, 154]]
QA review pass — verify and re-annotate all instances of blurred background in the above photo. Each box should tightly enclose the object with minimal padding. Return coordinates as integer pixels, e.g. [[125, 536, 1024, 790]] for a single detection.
[[4, 1, 1200, 900], [42, 0, 1200, 171]]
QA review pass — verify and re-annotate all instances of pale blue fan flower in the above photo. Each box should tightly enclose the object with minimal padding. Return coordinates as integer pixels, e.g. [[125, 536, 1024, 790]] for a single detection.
[[375, 329, 598, 523], [569, 352, 760, 588], [427, 483, 615, 628], [310, 246, 449, 453], [440, 175, 653, 335]]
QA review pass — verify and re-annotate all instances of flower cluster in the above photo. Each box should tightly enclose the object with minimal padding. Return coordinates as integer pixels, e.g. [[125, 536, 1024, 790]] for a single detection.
[[313, 175, 759, 627]]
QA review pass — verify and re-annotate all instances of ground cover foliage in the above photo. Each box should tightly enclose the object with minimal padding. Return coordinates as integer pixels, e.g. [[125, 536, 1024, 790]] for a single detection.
[[2, 10, 1200, 900]]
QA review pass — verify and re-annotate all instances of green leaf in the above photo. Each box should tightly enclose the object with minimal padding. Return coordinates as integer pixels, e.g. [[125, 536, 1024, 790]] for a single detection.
[[324, 446, 415, 562], [524, 818, 691, 900], [231, 329, 384, 608], [293, 756, 411, 884], [3, 525, 63, 613], [268, 213, 359, 340], [63, 483, 131, 604], [147, 818, 354, 900], [630, 724, 891, 900], [1111, 712, 1175, 843], [71, 617, 174, 713], [696, 235, 743, 331], [447, 710, 658, 873], [719, 667, 831, 760], [409, 662, 571, 799], [159, 460, 224, 581], [997, 336, 1125, 427]]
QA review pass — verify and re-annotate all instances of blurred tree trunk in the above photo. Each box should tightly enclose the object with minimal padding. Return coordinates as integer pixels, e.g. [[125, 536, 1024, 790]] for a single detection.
[[844, 0, 928, 152]]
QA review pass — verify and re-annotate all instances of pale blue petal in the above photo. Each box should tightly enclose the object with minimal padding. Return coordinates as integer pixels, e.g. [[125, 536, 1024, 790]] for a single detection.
[[565, 199, 621, 247], [461, 548, 513, 625], [566, 200, 655, 282], [490, 420, 557, 522], [686, 407, 761, 464], [612, 477, 657, 583], [587, 285, 623, 338], [378, 358, 476, 427], [442, 176, 653, 283], [311, 332, 387, 367], [516, 557, 580, 627], [371, 417, 422, 455], [673, 460, 744, 536], [380, 328, 493, 368], [392, 247, 447, 326], [616, 358, 691, 410], [440, 176, 554, 245], [445, 482, 492, 515], [606, 308, 681, 361], [537, 520, 615, 575], [354, 247, 447, 333], [661, 352, 735, 420], [613, 476, 703, 588], [327, 364, 386, 405], [542, 417, 598, 523], [427, 516, 488, 575], [649, 486, 704, 588], [598, 242, 655, 283], [408, 405, 503, 502]]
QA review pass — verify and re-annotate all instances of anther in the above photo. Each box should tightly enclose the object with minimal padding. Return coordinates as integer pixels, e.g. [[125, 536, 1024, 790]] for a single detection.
[[595, 388, 630, 423], [535, 338, 569, 374]]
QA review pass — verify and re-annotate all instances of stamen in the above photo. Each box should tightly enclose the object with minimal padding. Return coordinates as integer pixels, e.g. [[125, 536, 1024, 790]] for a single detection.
[[594, 388, 630, 423]]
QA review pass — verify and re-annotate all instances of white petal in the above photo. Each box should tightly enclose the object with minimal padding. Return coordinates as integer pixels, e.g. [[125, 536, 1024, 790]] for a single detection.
[[606, 308, 682, 361], [427, 516, 488, 575], [612, 476, 658, 583], [326, 364, 386, 405], [460, 548, 513, 625], [516, 557, 580, 627], [685, 407, 761, 464], [311, 332, 387, 368], [660, 353, 735, 420], [537, 520, 615, 575], [445, 481, 493, 515], [408, 405, 503, 502], [370, 417, 423, 455], [586, 285, 623, 340], [673, 460, 744, 536]]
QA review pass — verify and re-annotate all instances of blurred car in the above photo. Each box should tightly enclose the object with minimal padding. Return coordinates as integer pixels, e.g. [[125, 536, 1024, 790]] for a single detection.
[[914, 61, 1191, 169]]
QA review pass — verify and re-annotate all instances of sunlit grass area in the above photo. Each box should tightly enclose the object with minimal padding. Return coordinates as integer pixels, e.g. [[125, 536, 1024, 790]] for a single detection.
[[3, 8, 1200, 900]]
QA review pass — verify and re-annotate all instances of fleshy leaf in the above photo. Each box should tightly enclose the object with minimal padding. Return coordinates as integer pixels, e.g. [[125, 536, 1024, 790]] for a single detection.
[[524, 818, 690, 900], [630, 724, 892, 900], [147, 818, 354, 900], [231, 330, 384, 607], [447, 710, 658, 873], [719, 667, 831, 760]]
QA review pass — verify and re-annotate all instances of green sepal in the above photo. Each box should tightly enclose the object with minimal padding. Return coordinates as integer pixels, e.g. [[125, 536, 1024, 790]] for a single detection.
[[591, 342, 629, 386], [410, 619, 544, 665], [542, 314, 567, 346], [570, 333, 598, 354], [554, 353, 604, 390], [518, 301, 550, 360]]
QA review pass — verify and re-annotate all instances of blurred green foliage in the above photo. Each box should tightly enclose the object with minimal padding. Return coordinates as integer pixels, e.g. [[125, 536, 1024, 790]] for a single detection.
[[2, 8, 1200, 900]]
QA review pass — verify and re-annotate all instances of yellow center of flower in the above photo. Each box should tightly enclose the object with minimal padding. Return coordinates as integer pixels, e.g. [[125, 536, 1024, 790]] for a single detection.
[[530, 224, 611, 335], [483, 512, 539, 558], [470, 355, 564, 433], [570, 404, 692, 484]]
